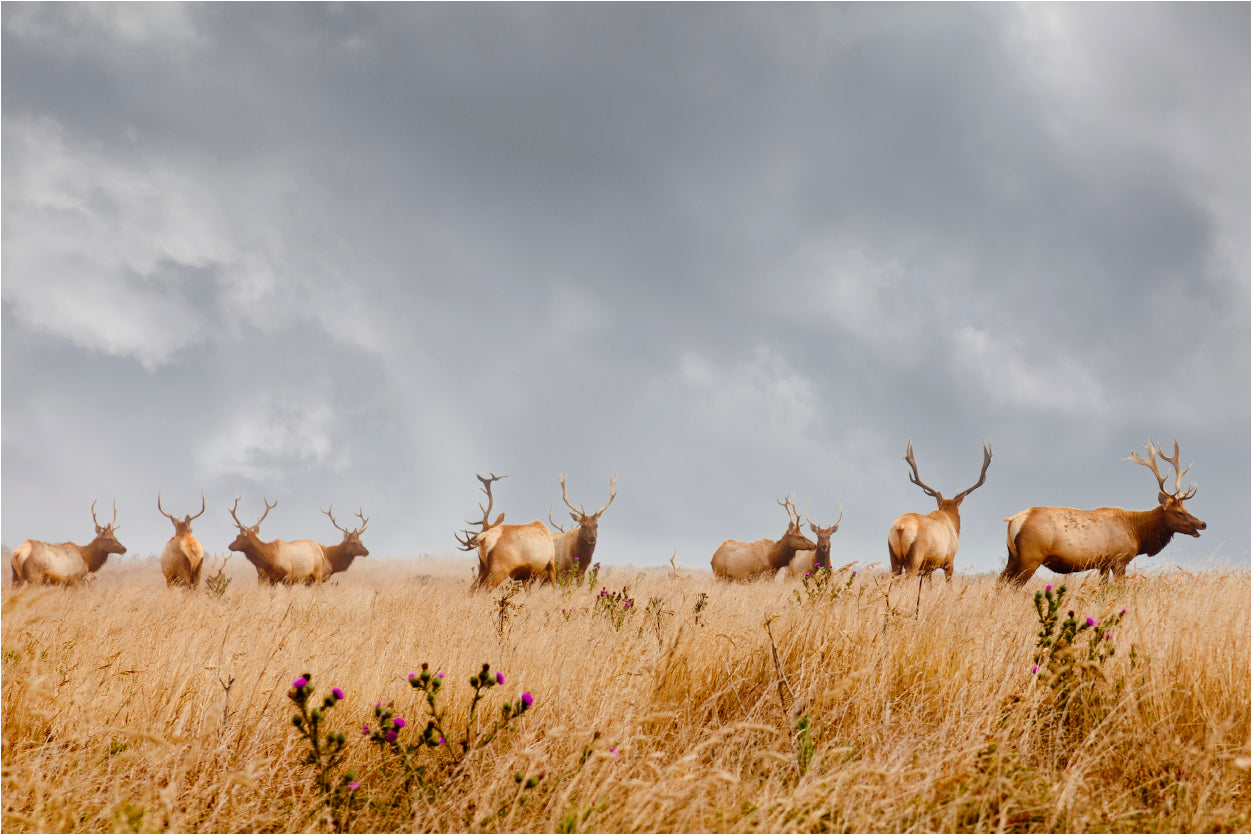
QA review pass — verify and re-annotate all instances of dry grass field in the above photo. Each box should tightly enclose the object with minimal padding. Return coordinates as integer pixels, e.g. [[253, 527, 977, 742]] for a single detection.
[[3, 555, 1250, 833]]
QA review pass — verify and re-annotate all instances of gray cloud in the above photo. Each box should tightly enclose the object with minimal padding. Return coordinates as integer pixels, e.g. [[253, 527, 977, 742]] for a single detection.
[[3, 4, 1246, 575]]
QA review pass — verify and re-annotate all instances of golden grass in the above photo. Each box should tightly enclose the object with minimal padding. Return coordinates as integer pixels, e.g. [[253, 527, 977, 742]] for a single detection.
[[3, 557, 1250, 833]]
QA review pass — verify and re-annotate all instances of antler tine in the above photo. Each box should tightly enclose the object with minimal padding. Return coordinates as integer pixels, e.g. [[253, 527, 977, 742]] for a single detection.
[[255, 496, 277, 528], [903, 441, 943, 501], [1128, 440, 1169, 493], [1157, 438, 1192, 496], [470, 472, 507, 530], [227, 497, 248, 530], [558, 473, 582, 517], [777, 494, 801, 526], [834, 502, 844, 527], [454, 529, 478, 551], [157, 490, 177, 522], [592, 472, 618, 517], [190, 489, 207, 521], [111, 500, 119, 529], [91, 498, 100, 528], [548, 504, 566, 533], [953, 440, 994, 502], [323, 505, 348, 533], [354, 507, 369, 534]]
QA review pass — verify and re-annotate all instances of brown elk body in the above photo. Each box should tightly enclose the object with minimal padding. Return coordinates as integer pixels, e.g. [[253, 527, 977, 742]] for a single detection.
[[227, 497, 326, 585], [887, 441, 992, 582], [158, 491, 207, 588], [10, 501, 126, 586], [711, 496, 817, 581], [550, 474, 617, 577], [456, 474, 556, 590], [1000, 439, 1206, 585], [320, 507, 369, 577], [787, 506, 844, 576]]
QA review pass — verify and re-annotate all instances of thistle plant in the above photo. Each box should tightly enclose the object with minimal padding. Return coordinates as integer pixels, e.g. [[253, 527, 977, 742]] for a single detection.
[[288, 674, 357, 832], [595, 586, 635, 630], [693, 592, 709, 626], [794, 565, 857, 606], [204, 553, 232, 598], [1031, 584, 1126, 717], [795, 714, 815, 777]]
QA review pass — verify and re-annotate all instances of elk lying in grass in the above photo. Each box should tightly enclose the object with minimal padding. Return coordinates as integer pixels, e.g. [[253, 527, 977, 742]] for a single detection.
[[320, 506, 369, 577], [888, 441, 992, 582], [1000, 439, 1206, 585], [456, 473, 556, 590], [788, 506, 844, 576], [711, 496, 817, 581], [10, 500, 126, 586], [158, 490, 207, 588], [549, 473, 617, 578], [227, 497, 326, 585]]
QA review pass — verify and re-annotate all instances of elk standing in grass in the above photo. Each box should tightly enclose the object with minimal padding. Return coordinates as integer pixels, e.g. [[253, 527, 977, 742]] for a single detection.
[[550, 473, 617, 578], [711, 496, 817, 581], [887, 441, 992, 582], [10, 500, 126, 586], [456, 473, 556, 590], [159, 490, 207, 588], [1000, 439, 1206, 585], [227, 497, 326, 585], [320, 506, 369, 578], [788, 506, 844, 576]]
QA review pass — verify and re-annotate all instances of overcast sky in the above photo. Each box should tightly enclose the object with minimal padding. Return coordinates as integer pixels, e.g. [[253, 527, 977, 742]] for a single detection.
[[3, 4, 1248, 578]]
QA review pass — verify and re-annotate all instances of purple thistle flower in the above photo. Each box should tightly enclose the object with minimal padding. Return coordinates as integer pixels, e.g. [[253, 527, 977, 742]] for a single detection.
[[436, 672, 444, 679], [348, 781, 359, 792], [331, 687, 345, 700], [292, 676, 308, 689], [1120, 609, 1126, 616], [385, 730, 398, 743], [496, 672, 505, 685], [609, 746, 619, 759], [1045, 584, 1052, 591], [361, 724, 370, 735], [1031, 665, 1039, 674], [376, 701, 382, 709], [438, 736, 445, 745], [1086, 617, 1098, 627], [393, 716, 406, 729], [408, 672, 417, 681], [521, 692, 534, 708]]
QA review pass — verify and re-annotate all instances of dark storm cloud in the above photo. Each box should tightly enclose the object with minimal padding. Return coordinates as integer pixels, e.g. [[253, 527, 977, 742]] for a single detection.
[[3, 4, 1246, 573]]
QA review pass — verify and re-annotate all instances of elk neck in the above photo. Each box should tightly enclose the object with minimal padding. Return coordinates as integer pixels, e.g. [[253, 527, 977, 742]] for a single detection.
[[1129, 506, 1175, 557], [929, 503, 963, 534], [320, 541, 359, 574], [82, 538, 118, 572], [767, 537, 805, 570], [571, 527, 597, 571]]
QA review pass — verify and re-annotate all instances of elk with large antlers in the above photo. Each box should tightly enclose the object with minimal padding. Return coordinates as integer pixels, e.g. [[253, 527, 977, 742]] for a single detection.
[[887, 441, 992, 582], [711, 495, 818, 581], [456, 473, 556, 590], [158, 490, 207, 588], [549, 473, 617, 578], [320, 506, 369, 578], [788, 506, 844, 576], [10, 500, 127, 586], [227, 497, 326, 585], [1000, 439, 1206, 585]]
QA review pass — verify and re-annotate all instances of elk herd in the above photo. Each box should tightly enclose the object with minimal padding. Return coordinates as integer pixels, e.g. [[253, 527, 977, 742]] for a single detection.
[[7, 439, 1207, 591]]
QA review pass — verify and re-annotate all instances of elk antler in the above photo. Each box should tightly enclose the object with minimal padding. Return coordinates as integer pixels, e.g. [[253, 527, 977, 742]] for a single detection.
[[548, 505, 566, 533], [354, 507, 369, 534], [777, 494, 802, 527], [158, 490, 177, 522], [952, 441, 994, 502], [92, 499, 119, 531], [323, 505, 348, 534], [903, 441, 943, 502], [467, 473, 507, 529], [558, 473, 582, 517], [228, 496, 275, 531], [159, 490, 206, 523], [455, 529, 479, 551], [592, 473, 618, 518], [255, 496, 277, 528], [189, 490, 207, 522], [1130, 439, 1196, 500], [806, 503, 844, 533]]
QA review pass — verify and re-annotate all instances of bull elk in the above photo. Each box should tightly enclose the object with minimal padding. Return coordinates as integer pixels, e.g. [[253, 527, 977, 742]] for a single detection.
[[320, 506, 369, 577], [455, 473, 556, 590], [227, 497, 326, 585], [887, 441, 992, 582], [158, 490, 207, 588], [711, 496, 817, 581], [550, 473, 617, 578], [1000, 439, 1206, 585], [10, 500, 127, 586], [788, 506, 844, 576]]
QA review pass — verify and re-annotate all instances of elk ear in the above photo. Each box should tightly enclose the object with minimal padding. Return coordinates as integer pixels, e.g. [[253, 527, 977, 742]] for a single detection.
[[493, 512, 505, 526], [809, 522, 818, 534], [1158, 491, 1172, 507], [569, 511, 579, 522]]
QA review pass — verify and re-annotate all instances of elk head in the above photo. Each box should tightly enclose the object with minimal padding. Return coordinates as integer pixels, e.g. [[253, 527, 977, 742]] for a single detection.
[[903, 440, 993, 517], [558, 473, 617, 550], [324, 506, 370, 558], [455, 473, 507, 551], [158, 489, 206, 538], [777, 495, 817, 553], [90, 499, 127, 557], [228, 496, 276, 552], [1128, 439, 1206, 538], [805, 505, 844, 570]]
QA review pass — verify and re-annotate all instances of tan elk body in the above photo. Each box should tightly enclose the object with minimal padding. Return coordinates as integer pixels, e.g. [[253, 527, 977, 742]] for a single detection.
[[158, 491, 207, 588], [1000, 439, 1206, 585], [320, 507, 370, 578], [711, 496, 817, 581], [887, 441, 992, 581], [10, 501, 126, 586], [549, 474, 617, 577], [227, 497, 326, 585], [457, 474, 556, 590]]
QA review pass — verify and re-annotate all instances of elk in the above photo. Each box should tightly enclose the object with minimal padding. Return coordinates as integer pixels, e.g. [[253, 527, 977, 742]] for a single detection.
[[887, 441, 992, 582], [550, 473, 617, 577], [1000, 439, 1206, 585], [10, 500, 126, 586], [455, 473, 556, 590], [320, 506, 369, 578], [158, 490, 207, 588], [227, 497, 326, 585], [711, 496, 817, 581], [788, 506, 844, 576]]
